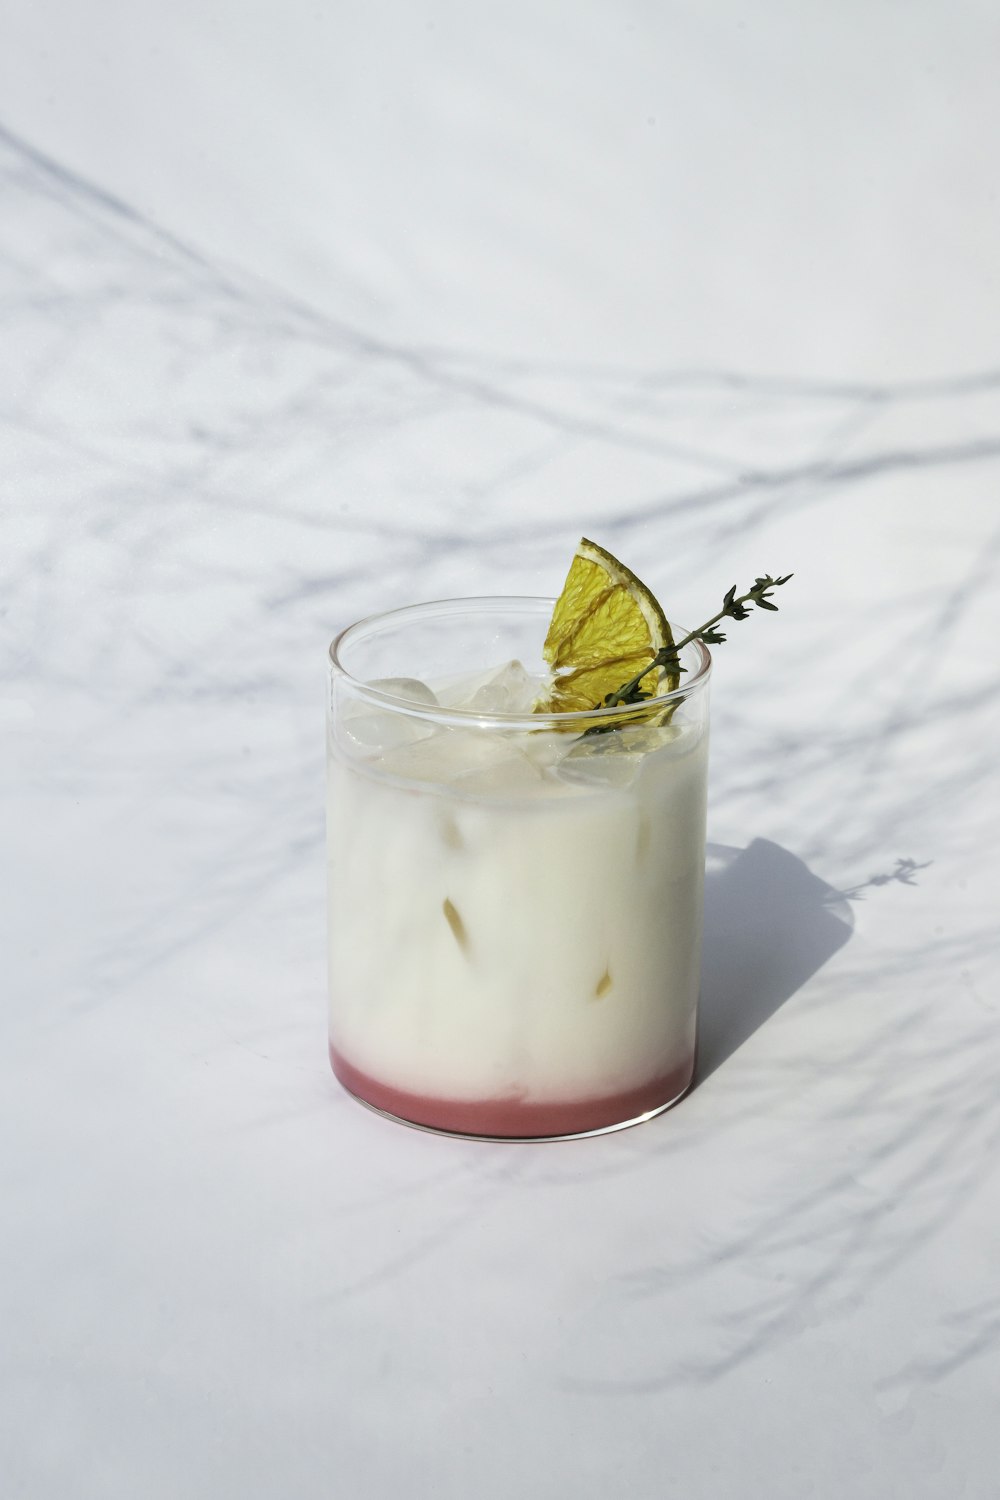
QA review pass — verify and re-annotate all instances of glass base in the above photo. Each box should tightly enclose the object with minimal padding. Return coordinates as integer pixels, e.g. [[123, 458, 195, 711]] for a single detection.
[[329, 1044, 694, 1142]]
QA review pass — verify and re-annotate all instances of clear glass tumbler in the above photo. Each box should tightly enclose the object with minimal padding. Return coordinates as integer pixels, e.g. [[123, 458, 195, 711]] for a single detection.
[[326, 597, 711, 1140]]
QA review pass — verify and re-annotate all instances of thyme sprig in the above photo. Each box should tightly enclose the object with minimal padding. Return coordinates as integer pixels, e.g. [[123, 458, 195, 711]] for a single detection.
[[603, 572, 794, 709]]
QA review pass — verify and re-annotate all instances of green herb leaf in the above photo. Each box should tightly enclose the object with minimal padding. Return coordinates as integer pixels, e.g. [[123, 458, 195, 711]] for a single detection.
[[601, 572, 794, 709]]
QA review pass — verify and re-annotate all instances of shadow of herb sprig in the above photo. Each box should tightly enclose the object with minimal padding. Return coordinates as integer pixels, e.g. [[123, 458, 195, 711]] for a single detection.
[[827, 857, 933, 903]]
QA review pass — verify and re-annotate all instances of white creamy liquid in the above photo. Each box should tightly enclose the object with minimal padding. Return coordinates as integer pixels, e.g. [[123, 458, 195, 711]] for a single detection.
[[327, 666, 709, 1105]]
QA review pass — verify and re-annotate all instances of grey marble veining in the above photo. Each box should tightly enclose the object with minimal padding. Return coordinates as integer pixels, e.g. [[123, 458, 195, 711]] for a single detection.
[[2, 33, 1000, 1499]]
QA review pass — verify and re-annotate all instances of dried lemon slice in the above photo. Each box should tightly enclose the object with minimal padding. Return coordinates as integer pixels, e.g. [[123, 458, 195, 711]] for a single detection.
[[535, 538, 678, 715]]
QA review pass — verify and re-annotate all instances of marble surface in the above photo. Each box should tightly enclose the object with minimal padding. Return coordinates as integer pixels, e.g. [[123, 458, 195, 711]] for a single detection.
[[2, 7, 1000, 1497]]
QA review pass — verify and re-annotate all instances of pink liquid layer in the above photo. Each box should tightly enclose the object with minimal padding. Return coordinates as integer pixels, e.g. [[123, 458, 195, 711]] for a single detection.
[[329, 1044, 695, 1138]]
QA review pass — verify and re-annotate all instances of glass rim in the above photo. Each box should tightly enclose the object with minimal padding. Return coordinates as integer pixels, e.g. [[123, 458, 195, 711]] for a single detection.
[[328, 595, 712, 730]]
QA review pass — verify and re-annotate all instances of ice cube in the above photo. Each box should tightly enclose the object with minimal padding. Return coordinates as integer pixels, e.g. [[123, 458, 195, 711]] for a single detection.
[[341, 678, 438, 755], [469, 660, 539, 714], [368, 677, 439, 707], [556, 741, 647, 790], [341, 707, 433, 754], [555, 722, 681, 791], [436, 660, 544, 714], [378, 725, 535, 786], [453, 750, 547, 797]]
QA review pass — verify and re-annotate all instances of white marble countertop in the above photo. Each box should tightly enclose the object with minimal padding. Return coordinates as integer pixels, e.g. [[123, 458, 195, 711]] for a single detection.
[[3, 6, 999, 1497]]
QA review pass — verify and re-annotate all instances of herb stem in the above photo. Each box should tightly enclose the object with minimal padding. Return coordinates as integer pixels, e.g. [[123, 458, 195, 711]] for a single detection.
[[603, 572, 794, 707]]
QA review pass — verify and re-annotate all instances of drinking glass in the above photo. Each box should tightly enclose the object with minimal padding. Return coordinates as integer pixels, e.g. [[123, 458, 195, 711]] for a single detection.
[[327, 597, 711, 1140]]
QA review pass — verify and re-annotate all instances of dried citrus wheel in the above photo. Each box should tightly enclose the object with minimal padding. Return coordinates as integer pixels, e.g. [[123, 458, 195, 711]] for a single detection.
[[534, 537, 678, 715]]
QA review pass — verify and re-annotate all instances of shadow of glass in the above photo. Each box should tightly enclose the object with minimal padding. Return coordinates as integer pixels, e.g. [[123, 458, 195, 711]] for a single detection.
[[696, 839, 854, 1083]]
